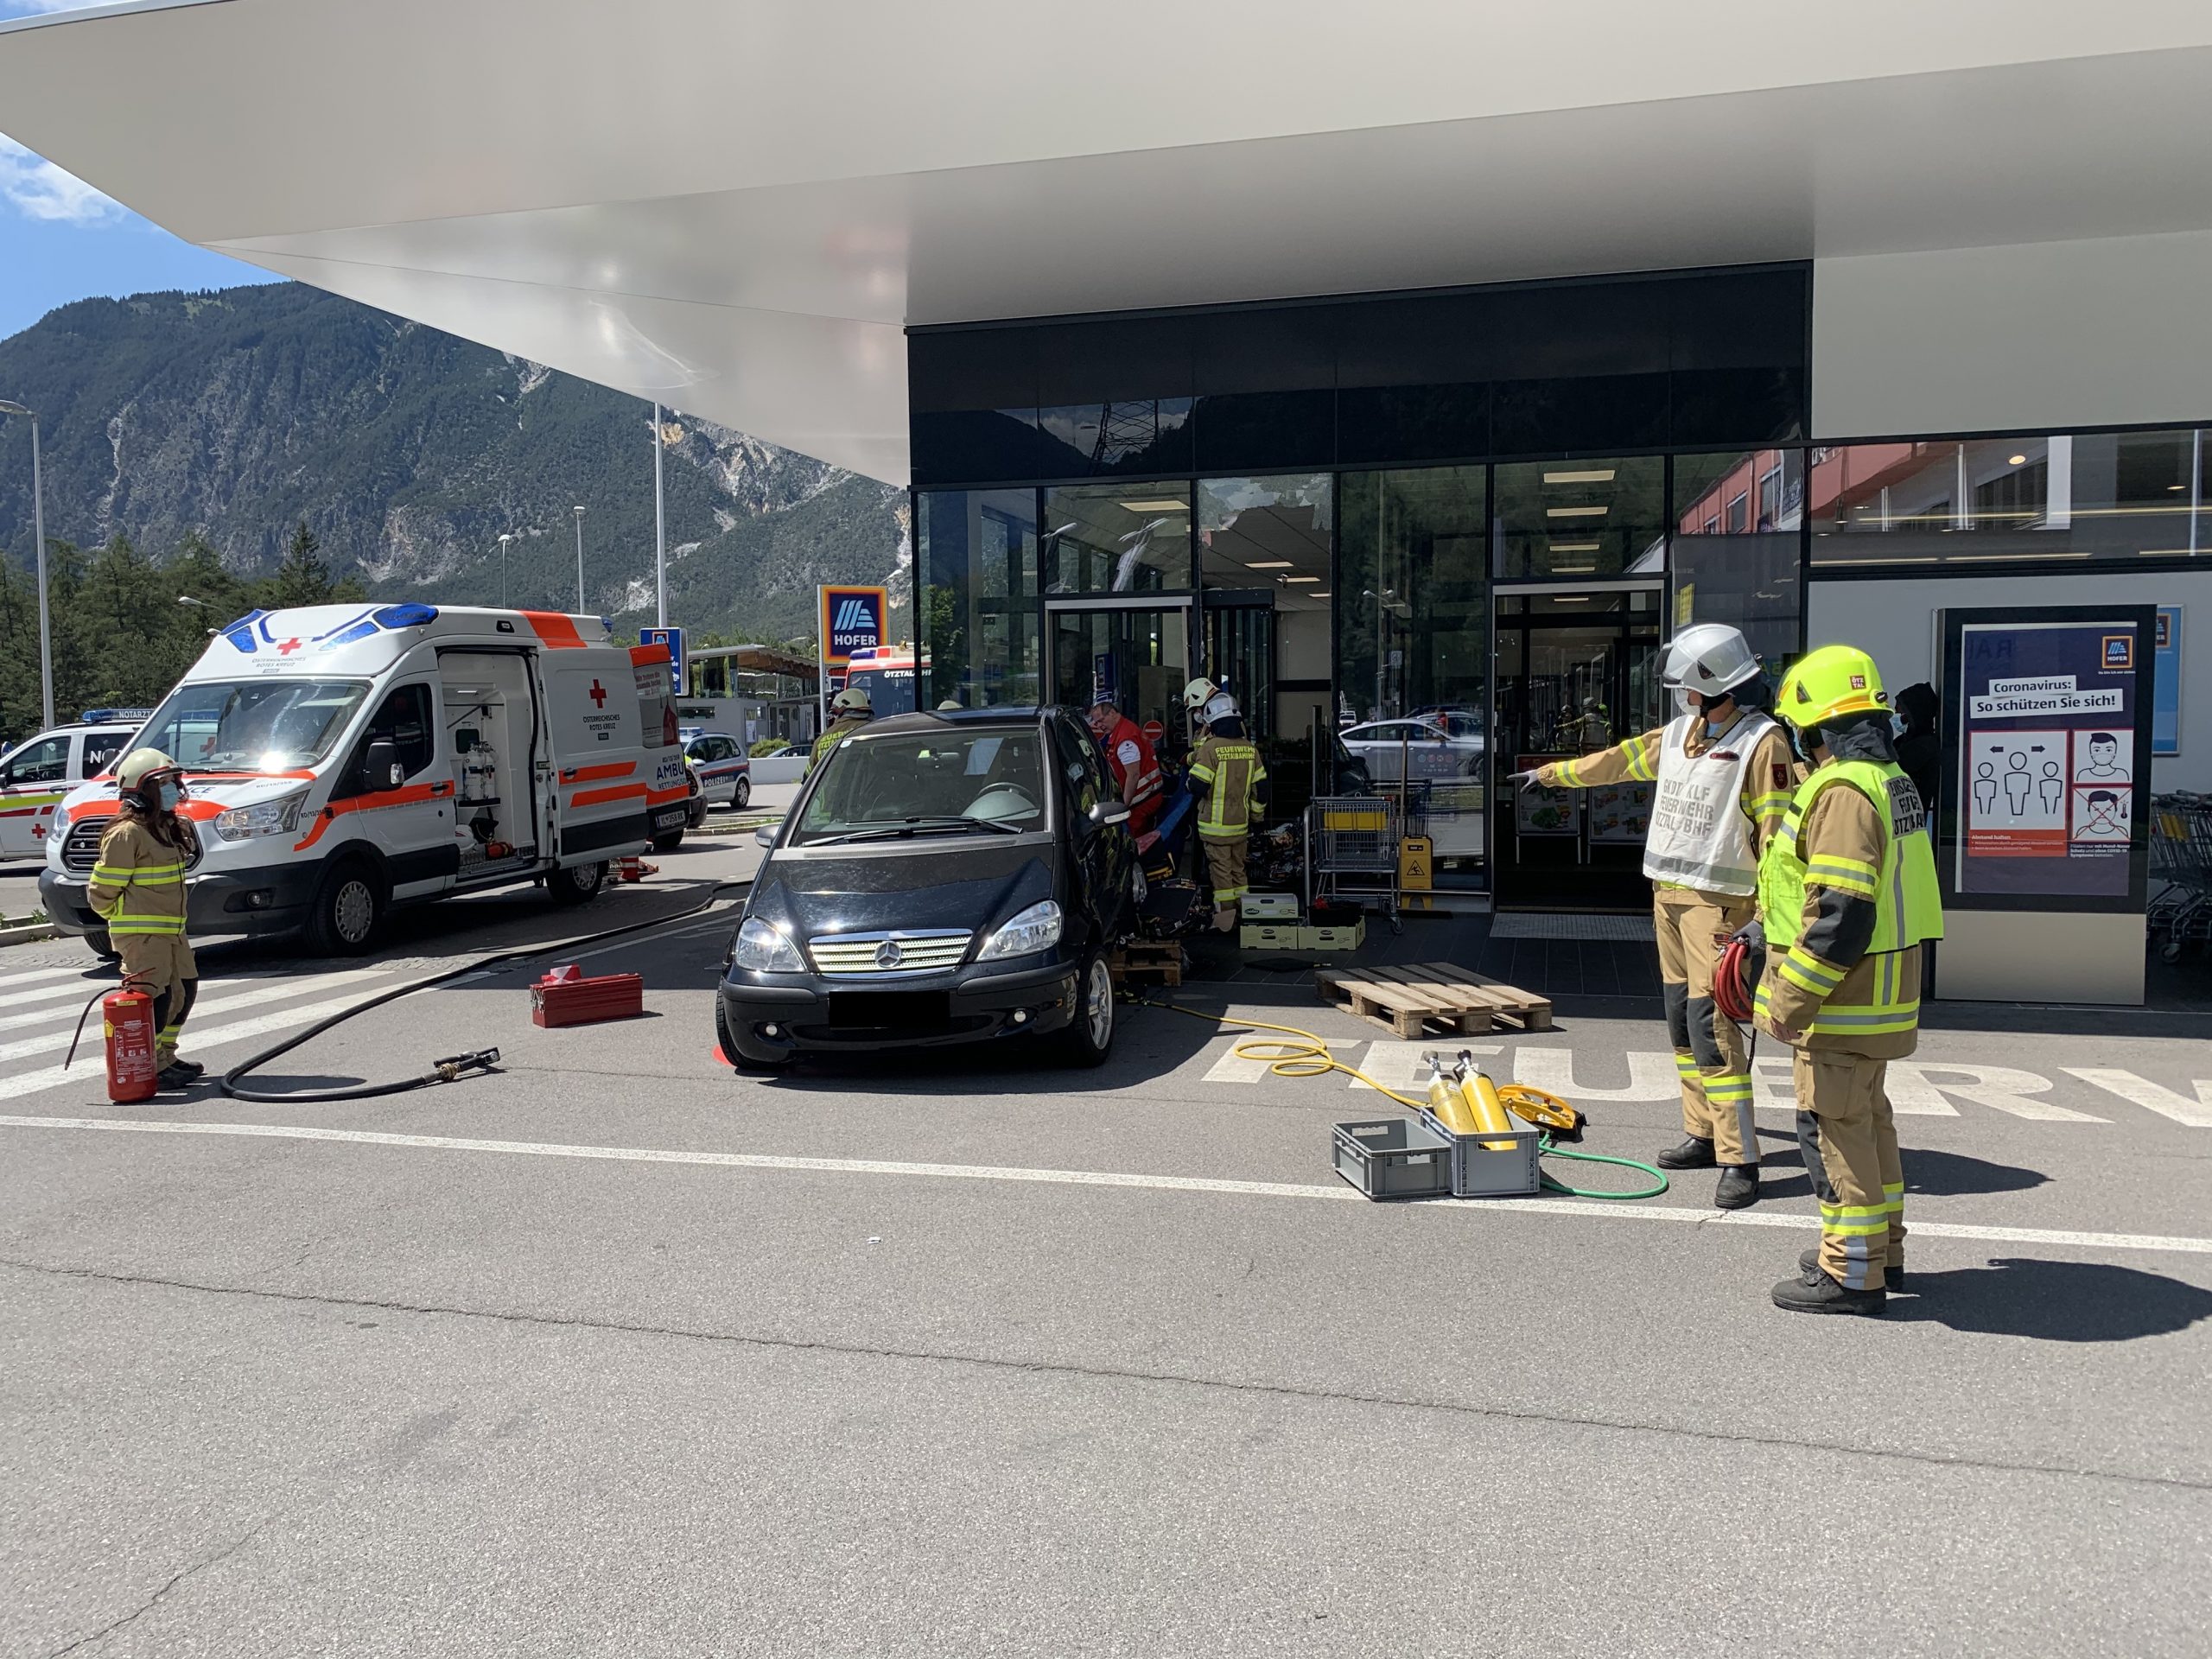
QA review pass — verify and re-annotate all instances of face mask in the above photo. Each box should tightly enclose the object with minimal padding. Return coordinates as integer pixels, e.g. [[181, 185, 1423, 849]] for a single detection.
[[156, 780, 181, 811]]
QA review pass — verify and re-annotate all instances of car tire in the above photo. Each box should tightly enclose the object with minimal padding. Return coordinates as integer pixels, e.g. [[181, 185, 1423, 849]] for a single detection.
[[732, 776, 751, 810], [652, 830, 684, 852], [85, 927, 119, 962], [548, 860, 607, 906], [1065, 948, 1116, 1068], [715, 995, 787, 1074], [304, 858, 384, 956]]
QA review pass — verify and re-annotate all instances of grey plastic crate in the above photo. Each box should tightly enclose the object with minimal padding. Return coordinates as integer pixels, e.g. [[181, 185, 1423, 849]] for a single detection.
[[1332, 1116, 1453, 1201], [1418, 1108, 1541, 1198]]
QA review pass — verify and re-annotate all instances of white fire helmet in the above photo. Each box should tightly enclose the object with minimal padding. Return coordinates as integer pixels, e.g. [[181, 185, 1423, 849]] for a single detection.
[[1662, 623, 1761, 703], [1202, 691, 1240, 726], [831, 685, 873, 715], [1182, 677, 1218, 713]]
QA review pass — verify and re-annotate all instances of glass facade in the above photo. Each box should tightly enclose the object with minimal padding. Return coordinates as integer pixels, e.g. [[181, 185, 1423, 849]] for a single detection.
[[909, 265, 2209, 909]]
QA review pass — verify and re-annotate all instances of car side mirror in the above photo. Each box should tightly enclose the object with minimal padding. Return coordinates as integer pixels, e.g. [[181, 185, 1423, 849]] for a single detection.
[[754, 825, 778, 848], [364, 737, 403, 791], [1090, 799, 1131, 828]]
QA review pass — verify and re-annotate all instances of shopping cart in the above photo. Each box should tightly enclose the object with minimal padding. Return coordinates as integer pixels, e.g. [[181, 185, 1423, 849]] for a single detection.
[[2149, 793, 2212, 963], [1305, 794, 1402, 931]]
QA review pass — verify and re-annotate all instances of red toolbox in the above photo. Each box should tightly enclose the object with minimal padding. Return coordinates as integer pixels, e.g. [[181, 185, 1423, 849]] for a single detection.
[[531, 964, 646, 1027]]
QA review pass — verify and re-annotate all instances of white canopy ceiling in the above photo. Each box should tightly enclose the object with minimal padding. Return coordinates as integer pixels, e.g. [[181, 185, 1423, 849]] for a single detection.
[[5, 0, 2212, 481]]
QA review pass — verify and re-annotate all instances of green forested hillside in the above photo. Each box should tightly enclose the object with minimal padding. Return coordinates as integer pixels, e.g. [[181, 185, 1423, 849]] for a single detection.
[[0, 283, 906, 734]]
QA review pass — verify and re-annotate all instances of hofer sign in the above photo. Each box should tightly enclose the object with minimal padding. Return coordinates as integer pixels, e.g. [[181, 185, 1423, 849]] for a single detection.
[[819, 584, 887, 668]]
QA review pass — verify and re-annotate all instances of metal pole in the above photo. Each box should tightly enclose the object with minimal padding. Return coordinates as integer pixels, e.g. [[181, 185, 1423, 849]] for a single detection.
[[499, 533, 511, 607], [652, 403, 668, 627], [30, 415, 51, 729], [573, 505, 587, 612]]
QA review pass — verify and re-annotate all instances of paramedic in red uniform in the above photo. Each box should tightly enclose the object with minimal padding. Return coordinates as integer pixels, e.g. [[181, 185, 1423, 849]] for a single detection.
[[1087, 689, 1165, 836]]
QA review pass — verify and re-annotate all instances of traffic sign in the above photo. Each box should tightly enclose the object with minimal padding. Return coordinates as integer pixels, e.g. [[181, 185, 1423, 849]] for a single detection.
[[818, 585, 887, 668], [1141, 719, 1165, 745], [639, 626, 685, 695]]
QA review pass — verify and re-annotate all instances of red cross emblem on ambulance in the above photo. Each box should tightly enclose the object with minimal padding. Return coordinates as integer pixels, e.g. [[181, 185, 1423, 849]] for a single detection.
[[277, 638, 302, 656], [588, 680, 607, 707]]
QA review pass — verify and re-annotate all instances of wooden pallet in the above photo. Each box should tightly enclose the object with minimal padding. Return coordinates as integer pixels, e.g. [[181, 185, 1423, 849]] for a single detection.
[[1313, 960, 1552, 1037], [1109, 941, 1184, 988]]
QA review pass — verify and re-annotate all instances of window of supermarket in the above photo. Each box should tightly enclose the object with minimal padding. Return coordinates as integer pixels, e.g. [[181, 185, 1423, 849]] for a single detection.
[[1670, 448, 1806, 667], [1494, 456, 1667, 580], [1044, 481, 1193, 594], [918, 488, 1040, 709]]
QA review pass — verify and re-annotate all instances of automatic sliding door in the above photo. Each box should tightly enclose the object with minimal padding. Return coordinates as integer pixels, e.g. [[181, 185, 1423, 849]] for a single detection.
[[1047, 602, 1192, 750]]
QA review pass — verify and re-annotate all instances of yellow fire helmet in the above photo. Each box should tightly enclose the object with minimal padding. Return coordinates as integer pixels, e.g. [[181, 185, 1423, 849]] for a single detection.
[[1777, 645, 1889, 730]]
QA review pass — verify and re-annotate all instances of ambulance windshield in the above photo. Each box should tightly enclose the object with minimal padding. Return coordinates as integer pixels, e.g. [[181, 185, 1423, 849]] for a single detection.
[[138, 679, 372, 773]]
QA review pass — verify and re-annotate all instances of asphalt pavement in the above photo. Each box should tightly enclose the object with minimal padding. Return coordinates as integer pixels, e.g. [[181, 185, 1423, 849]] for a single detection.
[[3, 817, 2209, 1656]]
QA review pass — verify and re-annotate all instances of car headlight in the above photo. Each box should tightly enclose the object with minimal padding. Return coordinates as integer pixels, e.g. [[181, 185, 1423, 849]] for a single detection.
[[732, 916, 804, 972], [977, 899, 1063, 962], [210, 791, 308, 842]]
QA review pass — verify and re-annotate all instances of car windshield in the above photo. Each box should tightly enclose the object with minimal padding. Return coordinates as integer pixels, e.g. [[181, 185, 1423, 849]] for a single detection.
[[137, 679, 371, 772], [794, 727, 1048, 843]]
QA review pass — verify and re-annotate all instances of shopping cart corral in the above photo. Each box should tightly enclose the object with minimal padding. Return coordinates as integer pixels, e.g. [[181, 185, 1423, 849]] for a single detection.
[[2149, 792, 2212, 963], [1305, 795, 1403, 931]]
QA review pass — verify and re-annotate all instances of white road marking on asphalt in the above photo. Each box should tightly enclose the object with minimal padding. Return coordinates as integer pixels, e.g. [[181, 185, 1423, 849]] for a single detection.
[[1200, 1037, 1357, 1086], [0, 967, 390, 1042], [0, 978, 121, 1010], [2065, 1067, 2212, 1128], [0, 992, 404, 1101], [4, 1115, 2209, 1259], [0, 963, 102, 991], [1888, 1063, 2107, 1122], [1350, 1041, 1502, 1092], [1498, 1046, 1681, 1103]]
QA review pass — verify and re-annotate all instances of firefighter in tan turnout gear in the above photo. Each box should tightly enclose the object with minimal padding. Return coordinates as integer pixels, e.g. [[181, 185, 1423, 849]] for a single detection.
[[1750, 645, 1943, 1316], [1185, 685, 1268, 932], [87, 749, 204, 1089], [1510, 624, 1797, 1208]]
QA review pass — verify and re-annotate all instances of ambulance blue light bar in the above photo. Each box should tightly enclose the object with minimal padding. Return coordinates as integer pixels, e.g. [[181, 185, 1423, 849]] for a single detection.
[[79, 708, 156, 723], [373, 604, 439, 628]]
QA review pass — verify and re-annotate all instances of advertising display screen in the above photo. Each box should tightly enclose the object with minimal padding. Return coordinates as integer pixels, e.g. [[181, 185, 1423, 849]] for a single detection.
[[1942, 607, 2153, 910]]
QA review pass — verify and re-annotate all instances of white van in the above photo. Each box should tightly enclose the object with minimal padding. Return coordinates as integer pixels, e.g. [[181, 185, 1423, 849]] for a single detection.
[[40, 602, 684, 954], [0, 712, 149, 861]]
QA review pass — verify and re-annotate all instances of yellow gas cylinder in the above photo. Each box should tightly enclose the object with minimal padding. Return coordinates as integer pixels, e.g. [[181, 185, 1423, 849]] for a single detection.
[[1457, 1055, 1521, 1152], [1426, 1053, 1479, 1135]]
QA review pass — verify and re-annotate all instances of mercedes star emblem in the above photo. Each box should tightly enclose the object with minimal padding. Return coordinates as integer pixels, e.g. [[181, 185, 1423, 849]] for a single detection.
[[874, 940, 905, 969]]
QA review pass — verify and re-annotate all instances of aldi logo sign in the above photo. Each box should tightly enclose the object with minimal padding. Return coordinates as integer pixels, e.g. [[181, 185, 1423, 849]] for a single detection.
[[819, 585, 887, 667]]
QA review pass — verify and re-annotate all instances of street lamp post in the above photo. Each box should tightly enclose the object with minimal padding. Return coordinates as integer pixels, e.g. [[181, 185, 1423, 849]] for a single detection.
[[651, 404, 669, 627], [572, 505, 587, 613], [498, 532, 513, 607], [0, 399, 53, 729]]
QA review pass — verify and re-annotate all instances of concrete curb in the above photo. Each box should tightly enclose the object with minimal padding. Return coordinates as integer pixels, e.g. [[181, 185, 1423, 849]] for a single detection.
[[0, 920, 60, 948]]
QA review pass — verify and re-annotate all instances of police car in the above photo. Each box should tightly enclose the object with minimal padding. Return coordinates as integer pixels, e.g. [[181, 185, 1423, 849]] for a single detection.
[[0, 711, 149, 861], [679, 729, 753, 810]]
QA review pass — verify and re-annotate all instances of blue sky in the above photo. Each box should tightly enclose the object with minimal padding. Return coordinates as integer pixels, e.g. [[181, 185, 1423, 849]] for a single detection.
[[0, 1, 282, 342]]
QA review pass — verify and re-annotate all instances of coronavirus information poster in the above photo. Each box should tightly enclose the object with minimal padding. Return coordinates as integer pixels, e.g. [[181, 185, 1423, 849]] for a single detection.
[[1948, 611, 2152, 904]]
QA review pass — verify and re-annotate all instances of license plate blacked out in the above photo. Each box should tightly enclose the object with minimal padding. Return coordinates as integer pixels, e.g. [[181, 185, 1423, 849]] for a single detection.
[[829, 991, 951, 1027]]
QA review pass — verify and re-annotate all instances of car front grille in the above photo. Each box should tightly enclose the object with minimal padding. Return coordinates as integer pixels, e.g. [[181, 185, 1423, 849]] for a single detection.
[[61, 816, 203, 874], [808, 929, 972, 977]]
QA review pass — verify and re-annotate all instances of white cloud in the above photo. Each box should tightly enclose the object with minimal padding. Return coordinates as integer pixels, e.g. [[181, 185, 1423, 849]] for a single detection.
[[0, 133, 126, 225]]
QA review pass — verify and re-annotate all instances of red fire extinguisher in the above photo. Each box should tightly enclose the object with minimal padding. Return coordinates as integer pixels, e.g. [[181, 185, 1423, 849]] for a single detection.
[[67, 976, 158, 1103]]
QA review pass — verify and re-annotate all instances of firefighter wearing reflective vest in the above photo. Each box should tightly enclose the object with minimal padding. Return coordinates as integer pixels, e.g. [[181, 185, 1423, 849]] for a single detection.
[[1186, 691, 1268, 931], [1086, 690, 1165, 836], [87, 749, 204, 1089], [1511, 624, 1796, 1208], [808, 684, 873, 776], [1749, 644, 1942, 1316]]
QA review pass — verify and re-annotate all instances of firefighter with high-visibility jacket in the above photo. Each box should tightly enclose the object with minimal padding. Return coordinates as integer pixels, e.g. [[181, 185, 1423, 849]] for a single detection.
[[1509, 623, 1797, 1208], [1186, 690, 1267, 931], [808, 684, 873, 776], [87, 749, 204, 1090], [1747, 644, 1943, 1316]]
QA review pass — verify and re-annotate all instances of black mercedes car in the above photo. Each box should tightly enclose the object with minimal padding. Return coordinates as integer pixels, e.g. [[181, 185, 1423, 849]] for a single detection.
[[716, 706, 1136, 1071]]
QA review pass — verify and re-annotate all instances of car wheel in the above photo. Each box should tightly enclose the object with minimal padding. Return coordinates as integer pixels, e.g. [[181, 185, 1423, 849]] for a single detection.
[[1066, 949, 1116, 1067], [548, 860, 607, 906], [304, 858, 383, 956], [715, 995, 787, 1074], [85, 927, 118, 962], [652, 830, 684, 852], [732, 776, 751, 810]]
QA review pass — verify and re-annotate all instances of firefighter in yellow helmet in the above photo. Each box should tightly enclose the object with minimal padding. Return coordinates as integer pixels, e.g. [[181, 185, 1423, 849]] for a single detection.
[[87, 749, 204, 1089], [808, 684, 873, 776], [1510, 624, 1798, 1208], [1745, 645, 1942, 1315]]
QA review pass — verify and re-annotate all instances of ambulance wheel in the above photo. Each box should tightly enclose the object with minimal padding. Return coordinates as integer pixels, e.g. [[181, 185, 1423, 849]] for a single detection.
[[548, 860, 607, 905], [1065, 949, 1116, 1068], [305, 859, 383, 956], [652, 829, 685, 852], [731, 776, 751, 810], [85, 927, 118, 962]]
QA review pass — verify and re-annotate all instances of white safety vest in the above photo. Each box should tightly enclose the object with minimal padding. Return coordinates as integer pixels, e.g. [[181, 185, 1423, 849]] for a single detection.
[[1641, 712, 1775, 896]]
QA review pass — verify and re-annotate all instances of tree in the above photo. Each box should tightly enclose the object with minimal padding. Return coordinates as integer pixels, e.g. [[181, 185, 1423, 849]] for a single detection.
[[262, 520, 366, 608]]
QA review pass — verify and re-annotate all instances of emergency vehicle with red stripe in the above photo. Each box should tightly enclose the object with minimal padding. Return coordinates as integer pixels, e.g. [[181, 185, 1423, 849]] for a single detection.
[[38, 603, 682, 954]]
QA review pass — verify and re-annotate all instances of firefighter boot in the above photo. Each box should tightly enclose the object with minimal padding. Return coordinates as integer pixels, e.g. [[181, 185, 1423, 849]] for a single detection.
[[156, 1059, 205, 1090], [1771, 1269, 1886, 1317], [1656, 1135, 1718, 1170], [1802, 1247, 1902, 1289], [1714, 1165, 1760, 1210]]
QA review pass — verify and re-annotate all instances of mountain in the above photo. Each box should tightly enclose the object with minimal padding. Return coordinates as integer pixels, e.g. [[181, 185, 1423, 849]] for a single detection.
[[0, 283, 908, 646]]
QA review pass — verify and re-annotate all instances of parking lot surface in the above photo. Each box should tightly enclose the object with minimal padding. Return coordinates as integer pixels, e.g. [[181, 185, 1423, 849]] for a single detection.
[[3, 825, 2209, 1656]]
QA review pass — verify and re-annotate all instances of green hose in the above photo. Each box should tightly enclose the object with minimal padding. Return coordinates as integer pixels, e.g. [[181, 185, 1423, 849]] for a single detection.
[[1535, 1133, 1671, 1200]]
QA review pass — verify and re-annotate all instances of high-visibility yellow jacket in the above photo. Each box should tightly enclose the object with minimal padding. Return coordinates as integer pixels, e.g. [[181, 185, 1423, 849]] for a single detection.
[[87, 814, 194, 938], [1187, 734, 1267, 841], [807, 715, 869, 776]]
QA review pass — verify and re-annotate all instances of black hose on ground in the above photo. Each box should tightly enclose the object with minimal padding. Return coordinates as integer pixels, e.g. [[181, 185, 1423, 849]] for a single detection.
[[218, 877, 749, 1103]]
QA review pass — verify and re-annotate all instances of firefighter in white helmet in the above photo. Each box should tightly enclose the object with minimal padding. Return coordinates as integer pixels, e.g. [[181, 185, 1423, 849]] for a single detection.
[[1509, 623, 1799, 1207], [808, 684, 874, 777], [1186, 690, 1268, 931], [87, 749, 204, 1089]]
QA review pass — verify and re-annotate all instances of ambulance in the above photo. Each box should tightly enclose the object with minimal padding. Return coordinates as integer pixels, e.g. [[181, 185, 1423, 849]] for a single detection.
[[38, 603, 685, 954]]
